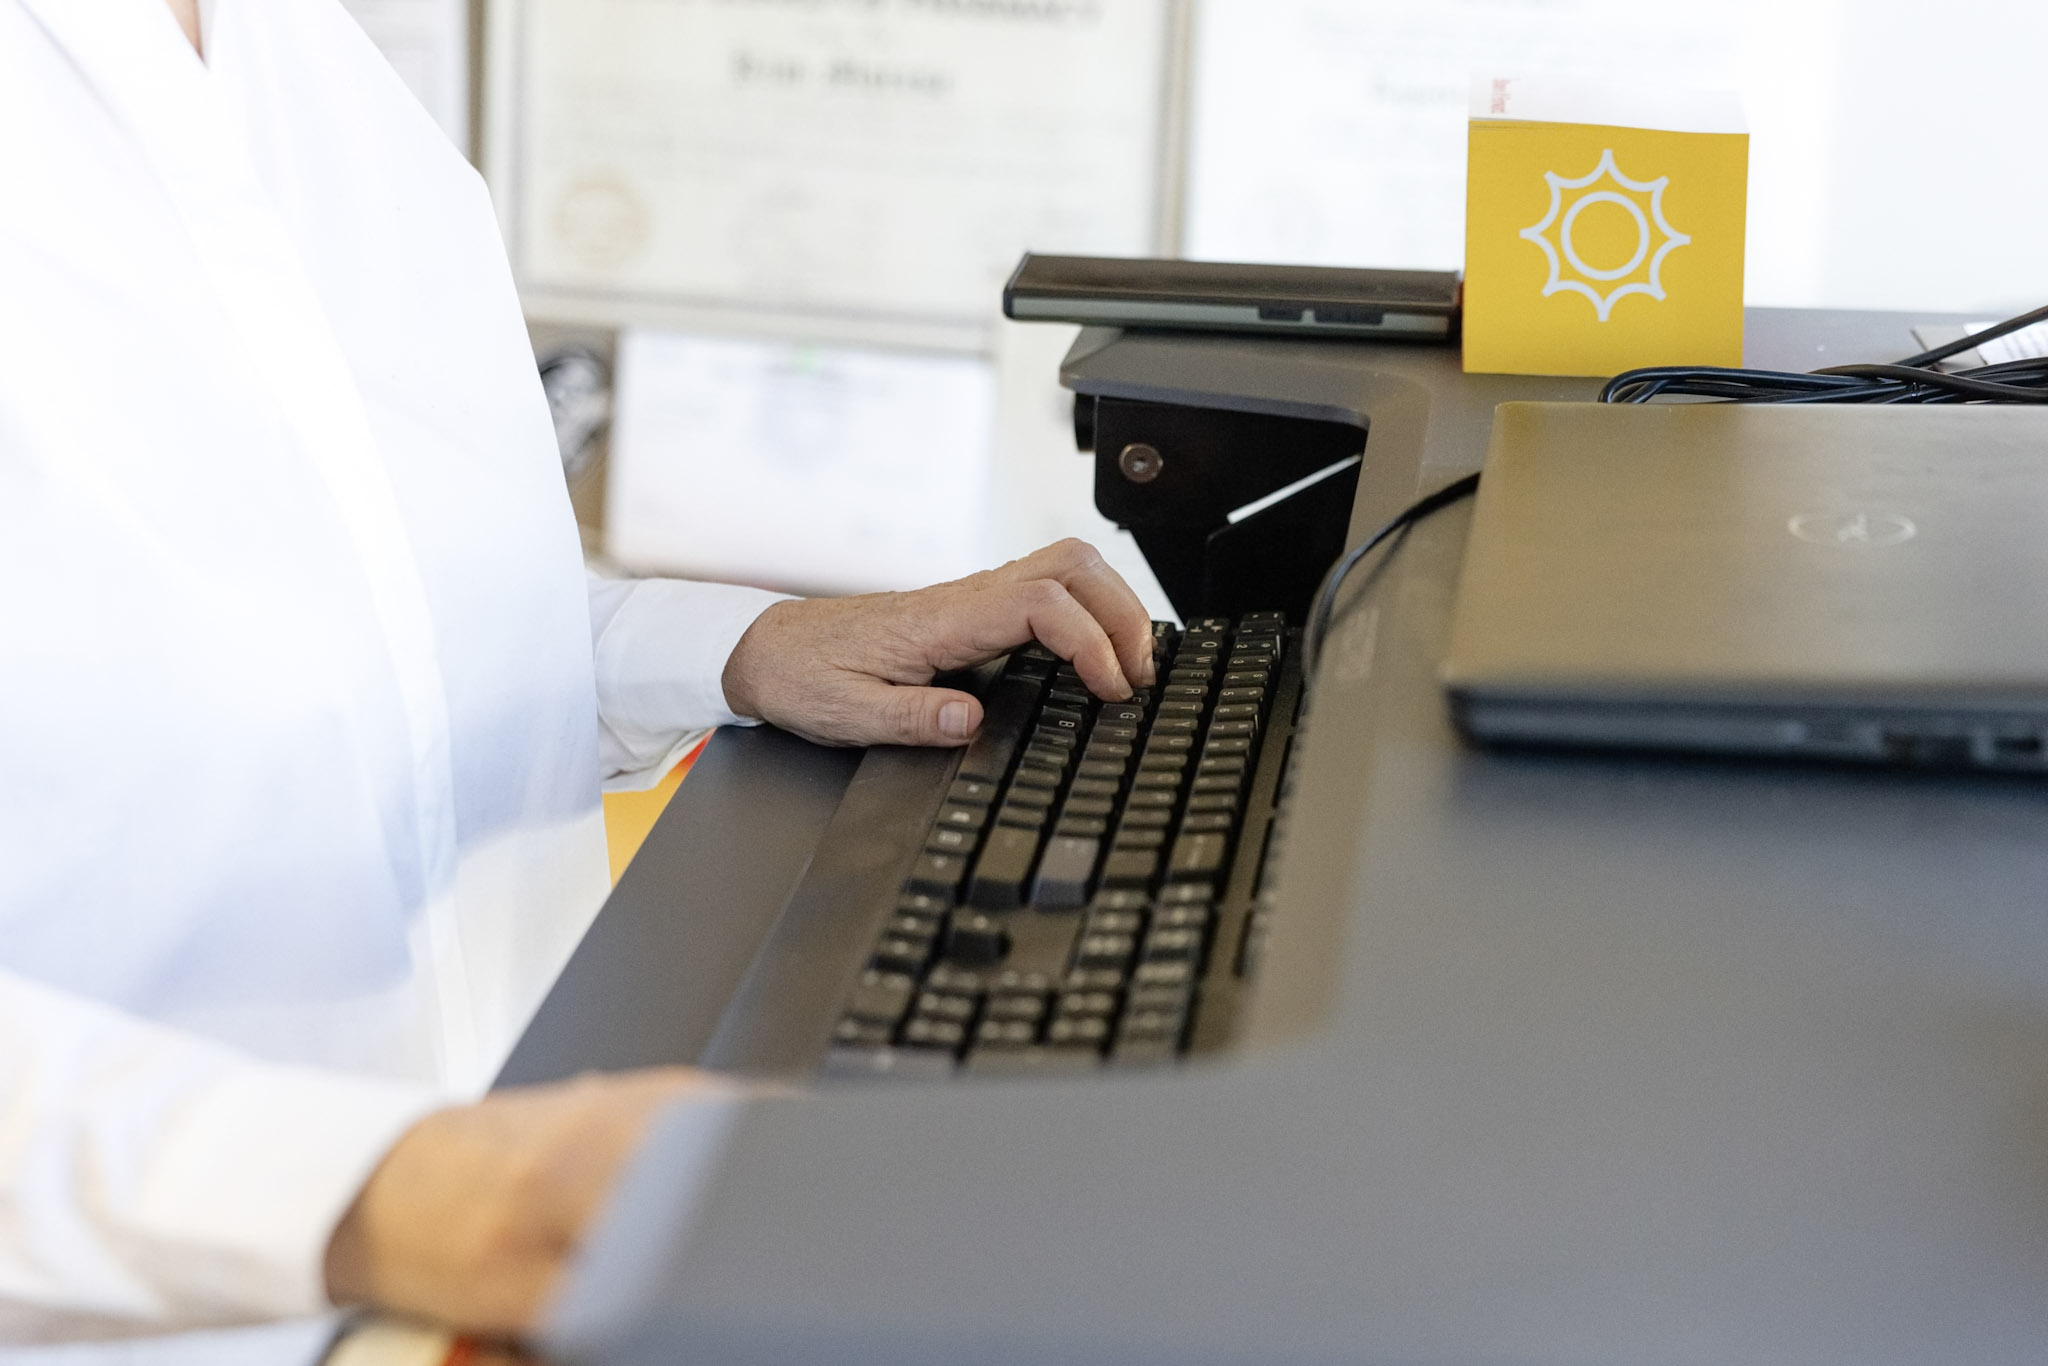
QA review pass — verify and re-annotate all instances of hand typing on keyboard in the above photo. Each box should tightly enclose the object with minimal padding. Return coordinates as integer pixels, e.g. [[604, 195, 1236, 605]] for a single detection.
[[721, 539, 1157, 747]]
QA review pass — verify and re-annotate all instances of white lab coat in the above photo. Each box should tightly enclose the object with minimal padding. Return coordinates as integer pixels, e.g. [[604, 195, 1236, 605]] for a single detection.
[[0, 0, 775, 1353]]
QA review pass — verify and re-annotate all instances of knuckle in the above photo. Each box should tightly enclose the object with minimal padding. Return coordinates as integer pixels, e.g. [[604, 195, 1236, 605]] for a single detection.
[[884, 688, 935, 738]]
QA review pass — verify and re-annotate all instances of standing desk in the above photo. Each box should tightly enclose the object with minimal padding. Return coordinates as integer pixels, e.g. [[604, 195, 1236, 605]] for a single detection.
[[512, 308, 2048, 1365]]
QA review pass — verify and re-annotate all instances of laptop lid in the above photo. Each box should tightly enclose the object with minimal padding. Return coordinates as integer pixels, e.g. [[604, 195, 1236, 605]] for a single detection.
[[1441, 402, 2048, 760]]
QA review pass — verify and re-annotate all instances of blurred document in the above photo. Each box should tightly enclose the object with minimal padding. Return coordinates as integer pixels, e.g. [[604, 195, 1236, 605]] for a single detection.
[[501, 0, 1168, 336], [340, 0, 468, 148], [1966, 320, 2048, 365], [606, 330, 995, 594]]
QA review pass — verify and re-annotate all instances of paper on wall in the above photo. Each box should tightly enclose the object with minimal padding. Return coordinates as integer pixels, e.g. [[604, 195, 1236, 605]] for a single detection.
[[605, 329, 995, 595]]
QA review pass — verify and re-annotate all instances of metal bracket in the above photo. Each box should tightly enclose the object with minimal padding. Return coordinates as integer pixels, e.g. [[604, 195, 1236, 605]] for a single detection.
[[1076, 393, 1366, 621]]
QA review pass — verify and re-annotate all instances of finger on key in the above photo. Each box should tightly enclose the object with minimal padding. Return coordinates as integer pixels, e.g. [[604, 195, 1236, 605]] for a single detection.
[[1001, 577, 1130, 700], [1054, 544, 1156, 688], [996, 540, 1155, 687]]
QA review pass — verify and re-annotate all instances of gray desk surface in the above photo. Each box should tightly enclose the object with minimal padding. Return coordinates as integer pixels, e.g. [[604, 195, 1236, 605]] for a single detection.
[[531, 310, 2048, 1366]]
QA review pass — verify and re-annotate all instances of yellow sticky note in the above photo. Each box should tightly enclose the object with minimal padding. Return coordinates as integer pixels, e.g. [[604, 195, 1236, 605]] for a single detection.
[[1463, 77, 1748, 376]]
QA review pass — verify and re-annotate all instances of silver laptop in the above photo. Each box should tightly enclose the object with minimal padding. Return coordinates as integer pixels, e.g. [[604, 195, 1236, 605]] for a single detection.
[[1441, 401, 2048, 770]]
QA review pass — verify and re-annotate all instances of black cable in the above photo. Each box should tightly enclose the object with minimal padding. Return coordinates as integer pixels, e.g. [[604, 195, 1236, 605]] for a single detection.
[[1301, 473, 1481, 683], [1600, 302, 2048, 406]]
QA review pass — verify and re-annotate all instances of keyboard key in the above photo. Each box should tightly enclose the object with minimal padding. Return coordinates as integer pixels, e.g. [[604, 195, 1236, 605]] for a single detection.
[[1074, 932, 1136, 969], [1127, 789, 1177, 809], [1047, 1015, 1111, 1049], [944, 912, 1012, 964], [956, 676, 1037, 782], [1120, 807, 1172, 828], [1213, 703, 1261, 722], [901, 1016, 967, 1051], [1192, 775, 1244, 794], [1098, 704, 1146, 724], [1134, 759, 1186, 779], [898, 892, 951, 918], [835, 1017, 892, 1048], [1218, 687, 1265, 705], [1083, 740, 1135, 761], [1090, 889, 1151, 913], [1055, 815, 1108, 838], [1186, 792, 1239, 814], [908, 850, 969, 896], [925, 965, 987, 994], [1163, 683, 1209, 699], [1221, 670, 1269, 688], [1207, 720, 1257, 737], [1063, 968, 1128, 992], [1143, 926, 1207, 964], [934, 802, 989, 831], [1198, 755, 1247, 775], [984, 992, 1049, 1023], [1135, 959, 1195, 987], [1119, 1006, 1189, 1041], [872, 935, 933, 973], [885, 912, 940, 939], [1067, 778, 1120, 799], [1203, 736, 1251, 756], [1031, 835, 1101, 908], [1004, 785, 1054, 809], [1062, 796, 1114, 818], [1157, 699, 1204, 716], [916, 991, 978, 1023], [1041, 706, 1085, 734], [967, 825, 1041, 907], [846, 970, 915, 1023], [947, 777, 999, 806], [1158, 883, 1214, 905], [1113, 827, 1166, 850], [994, 968, 1055, 993], [1076, 760, 1126, 780], [1101, 847, 1161, 886], [1168, 832, 1229, 880], [1180, 811, 1233, 833], [1084, 909, 1144, 936], [975, 1018, 1038, 1048], [925, 826, 977, 855], [996, 809, 1050, 836], [1010, 764, 1061, 791], [1153, 903, 1214, 931], [1153, 716, 1199, 735], [1145, 733, 1194, 753]]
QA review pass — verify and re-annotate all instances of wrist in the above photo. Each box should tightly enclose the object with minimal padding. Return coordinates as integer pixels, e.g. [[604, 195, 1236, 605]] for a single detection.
[[721, 597, 795, 721]]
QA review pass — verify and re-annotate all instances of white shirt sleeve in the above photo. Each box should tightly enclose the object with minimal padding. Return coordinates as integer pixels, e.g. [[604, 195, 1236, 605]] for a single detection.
[[587, 575, 795, 791], [0, 969, 440, 1340]]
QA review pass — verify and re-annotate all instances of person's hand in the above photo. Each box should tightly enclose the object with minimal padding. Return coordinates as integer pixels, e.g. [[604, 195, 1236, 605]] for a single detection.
[[722, 538, 1157, 747], [323, 1068, 727, 1338]]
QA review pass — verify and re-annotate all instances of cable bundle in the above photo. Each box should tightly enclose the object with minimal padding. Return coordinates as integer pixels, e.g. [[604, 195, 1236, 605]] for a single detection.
[[1600, 302, 2048, 405]]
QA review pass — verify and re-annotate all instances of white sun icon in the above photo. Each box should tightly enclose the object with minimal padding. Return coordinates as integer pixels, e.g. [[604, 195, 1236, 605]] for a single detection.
[[1518, 148, 1691, 322]]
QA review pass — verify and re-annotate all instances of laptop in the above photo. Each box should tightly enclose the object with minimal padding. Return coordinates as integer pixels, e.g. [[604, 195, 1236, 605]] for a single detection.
[[1442, 401, 2048, 770]]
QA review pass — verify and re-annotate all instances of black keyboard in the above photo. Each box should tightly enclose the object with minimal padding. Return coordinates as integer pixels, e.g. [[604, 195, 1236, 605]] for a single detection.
[[826, 612, 1302, 1078]]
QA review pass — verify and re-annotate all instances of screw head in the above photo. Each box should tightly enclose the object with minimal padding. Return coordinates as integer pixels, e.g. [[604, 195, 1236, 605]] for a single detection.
[[1118, 442, 1164, 484]]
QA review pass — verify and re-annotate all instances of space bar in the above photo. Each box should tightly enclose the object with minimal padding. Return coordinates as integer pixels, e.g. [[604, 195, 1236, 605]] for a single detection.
[[955, 675, 1039, 784]]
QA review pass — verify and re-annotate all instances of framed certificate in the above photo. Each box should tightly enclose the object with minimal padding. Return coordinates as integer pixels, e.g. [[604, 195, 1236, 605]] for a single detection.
[[485, 0, 1182, 350]]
